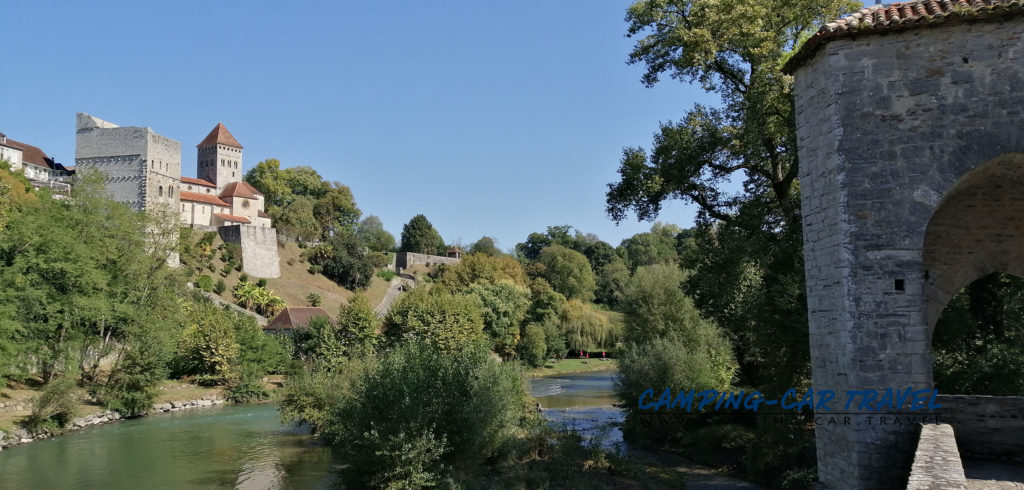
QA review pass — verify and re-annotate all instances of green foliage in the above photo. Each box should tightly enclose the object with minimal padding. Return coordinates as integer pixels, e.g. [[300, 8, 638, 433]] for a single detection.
[[232, 281, 286, 317], [314, 183, 362, 237], [305, 316, 347, 370], [279, 363, 367, 435], [384, 288, 486, 352], [0, 169, 183, 385], [399, 214, 445, 255], [622, 264, 709, 345], [469, 236, 501, 256], [101, 325, 175, 415], [312, 342, 534, 487], [466, 280, 531, 358], [306, 292, 323, 307], [308, 264, 323, 275], [377, 269, 396, 281], [595, 259, 630, 307], [537, 245, 596, 301], [320, 230, 378, 290], [438, 253, 529, 292], [25, 376, 78, 430], [933, 273, 1024, 395], [172, 301, 239, 380], [256, 278, 267, 288], [356, 215, 397, 252], [226, 365, 271, 403], [234, 314, 290, 375], [619, 222, 682, 270], [519, 323, 548, 367], [560, 300, 620, 351], [275, 196, 321, 242], [337, 293, 380, 357], [197, 274, 214, 292], [213, 278, 226, 294]]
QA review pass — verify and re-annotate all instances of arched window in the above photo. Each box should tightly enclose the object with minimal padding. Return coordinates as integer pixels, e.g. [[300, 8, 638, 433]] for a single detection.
[[169, 186, 174, 198], [159, 186, 164, 197]]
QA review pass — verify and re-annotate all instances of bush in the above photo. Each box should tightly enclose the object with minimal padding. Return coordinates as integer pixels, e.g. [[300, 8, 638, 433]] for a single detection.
[[377, 269, 396, 281], [314, 342, 535, 487], [256, 278, 267, 288], [519, 323, 547, 367], [24, 377, 78, 430], [308, 265, 323, 275], [213, 279, 226, 295], [226, 365, 270, 403], [239, 273, 250, 283], [221, 262, 234, 276], [197, 274, 214, 292]]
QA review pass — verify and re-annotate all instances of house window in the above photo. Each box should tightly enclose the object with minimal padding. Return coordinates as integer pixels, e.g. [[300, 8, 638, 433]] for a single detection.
[[159, 186, 164, 197]]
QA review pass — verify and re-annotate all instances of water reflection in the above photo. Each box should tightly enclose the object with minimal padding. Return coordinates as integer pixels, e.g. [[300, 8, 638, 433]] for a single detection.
[[530, 370, 625, 450], [0, 403, 339, 489]]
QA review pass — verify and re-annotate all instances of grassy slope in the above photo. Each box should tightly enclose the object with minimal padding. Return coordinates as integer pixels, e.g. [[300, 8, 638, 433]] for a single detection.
[[194, 235, 391, 316], [526, 358, 618, 378]]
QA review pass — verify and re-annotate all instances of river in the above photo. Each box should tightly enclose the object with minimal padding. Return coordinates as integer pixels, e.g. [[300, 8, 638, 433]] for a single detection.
[[0, 370, 621, 489]]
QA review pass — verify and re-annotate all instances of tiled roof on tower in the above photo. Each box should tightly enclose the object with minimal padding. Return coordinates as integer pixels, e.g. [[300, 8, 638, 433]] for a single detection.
[[784, 0, 1024, 73], [197, 123, 243, 149]]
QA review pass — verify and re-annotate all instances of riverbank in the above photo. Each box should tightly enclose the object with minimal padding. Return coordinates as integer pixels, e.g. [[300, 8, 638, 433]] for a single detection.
[[0, 393, 229, 451], [527, 358, 618, 377]]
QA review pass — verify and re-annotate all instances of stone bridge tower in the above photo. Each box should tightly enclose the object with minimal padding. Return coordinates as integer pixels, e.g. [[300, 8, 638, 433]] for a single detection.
[[786, 1, 1024, 488], [196, 122, 243, 194]]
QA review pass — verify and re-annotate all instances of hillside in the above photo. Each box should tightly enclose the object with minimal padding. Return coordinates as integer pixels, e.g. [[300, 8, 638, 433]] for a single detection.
[[190, 232, 392, 317]]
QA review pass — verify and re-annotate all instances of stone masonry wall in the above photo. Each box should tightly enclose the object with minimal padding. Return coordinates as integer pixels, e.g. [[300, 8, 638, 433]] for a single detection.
[[793, 18, 1024, 489], [935, 395, 1024, 460], [395, 252, 460, 272], [218, 224, 281, 278], [906, 424, 967, 490]]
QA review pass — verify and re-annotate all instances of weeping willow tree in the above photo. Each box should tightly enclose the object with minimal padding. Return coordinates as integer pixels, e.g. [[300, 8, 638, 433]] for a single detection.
[[559, 300, 621, 351]]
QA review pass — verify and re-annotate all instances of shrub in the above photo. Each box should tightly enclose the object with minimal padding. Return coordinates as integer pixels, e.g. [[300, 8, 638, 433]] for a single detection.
[[377, 269, 396, 281], [306, 292, 323, 307], [24, 377, 78, 430], [316, 342, 534, 486], [221, 262, 233, 276], [308, 264, 323, 275], [256, 278, 267, 288], [519, 323, 547, 367], [213, 279, 226, 295], [234, 262, 243, 272], [239, 273, 250, 283], [226, 365, 270, 403], [197, 274, 214, 292]]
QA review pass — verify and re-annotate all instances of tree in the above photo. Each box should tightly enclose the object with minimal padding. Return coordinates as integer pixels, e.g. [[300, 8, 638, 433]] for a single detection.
[[514, 225, 582, 261], [437, 254, 529, 292], [321, 230, 385, 290], [399, 214, 445, 255], [559, 300, 619, 351], [466, 281, 531, 358], [469, 236, 501, 257], [384, 288, 485, 352], [244, 159, 291, 208], [306, 292, 323, 307], [356, 215, 397, 252], [274, 196, 320, 242], [537, 245, 596, 302], [595, 259, 630, 307], [607, 0, 858, 225], [337, 293, 380, 357], [622, 264, 714, 346], [619, 222, 682, 270], [582, 240, 617, 271], [314, 183, 361, 237], [172, 301, 239, 379]]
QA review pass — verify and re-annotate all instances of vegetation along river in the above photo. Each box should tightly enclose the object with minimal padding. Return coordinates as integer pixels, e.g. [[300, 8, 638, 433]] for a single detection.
[[0, 370, 621, 489]]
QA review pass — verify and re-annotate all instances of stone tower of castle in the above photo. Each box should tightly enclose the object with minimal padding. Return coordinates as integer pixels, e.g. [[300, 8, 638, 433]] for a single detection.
[[196, 123, 243, 194], [75, 113, 181, 212]]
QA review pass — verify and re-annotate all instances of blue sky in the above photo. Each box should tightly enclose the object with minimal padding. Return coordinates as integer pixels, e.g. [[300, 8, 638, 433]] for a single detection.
[[2, 1, 714, 250]]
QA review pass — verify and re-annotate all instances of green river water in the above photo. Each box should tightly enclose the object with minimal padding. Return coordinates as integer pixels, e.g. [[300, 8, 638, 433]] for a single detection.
[[0, 370, 621, 489]]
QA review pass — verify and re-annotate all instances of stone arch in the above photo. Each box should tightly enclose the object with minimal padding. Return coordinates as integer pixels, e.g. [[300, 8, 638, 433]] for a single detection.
[[922, 153, 1024, 332]]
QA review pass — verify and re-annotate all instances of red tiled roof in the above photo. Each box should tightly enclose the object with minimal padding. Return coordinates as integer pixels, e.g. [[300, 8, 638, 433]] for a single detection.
[[265, 307, 335, 330], [180, 191, 229, 207], [220, 181, 262, 199], [181, 176, 216, 187], [784, 0, 1024, 74], [197, 123, 243, 149], [257, 209, 271, 219], [214, 213, 251, 224], [4, 138, 59, 171]]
